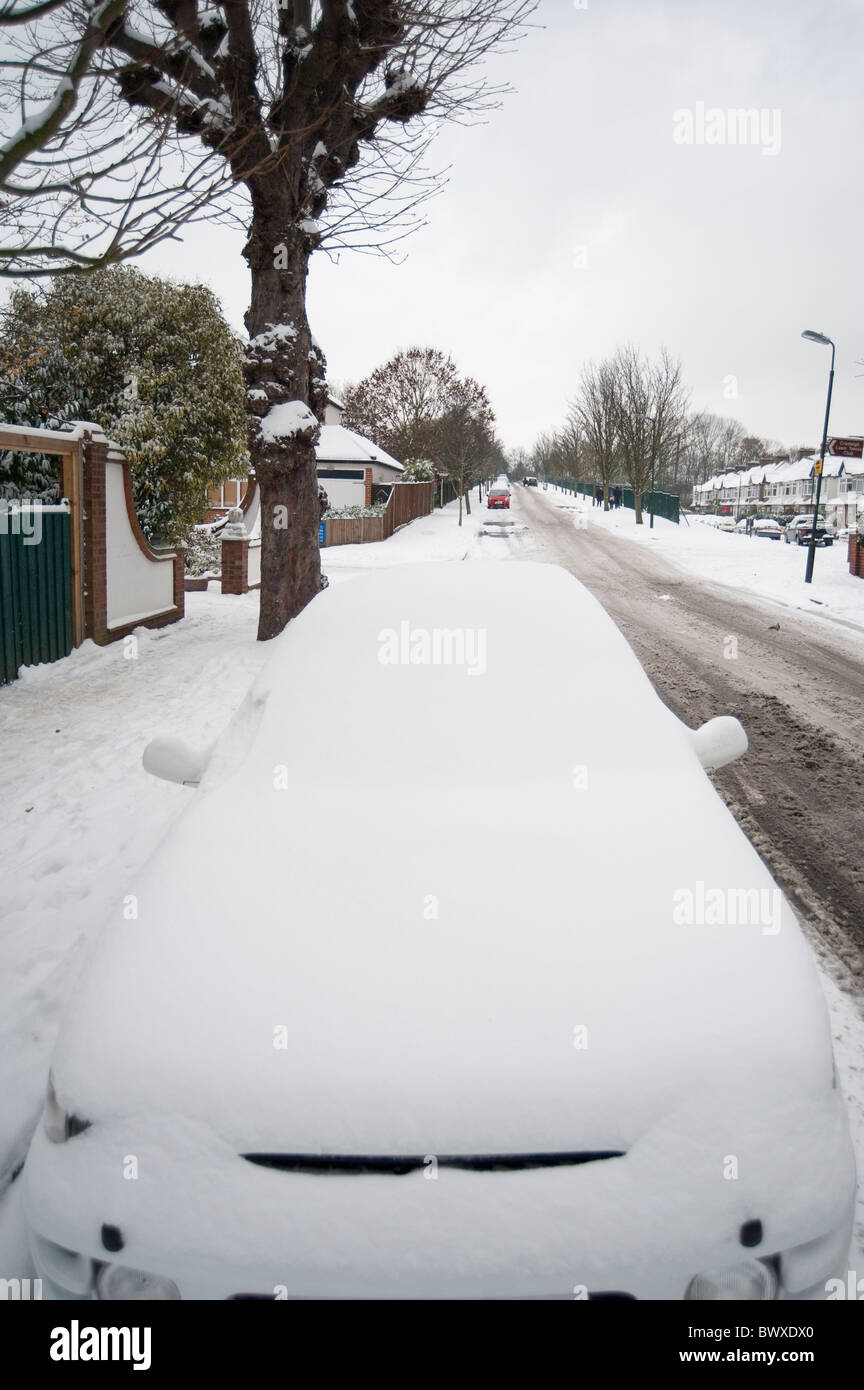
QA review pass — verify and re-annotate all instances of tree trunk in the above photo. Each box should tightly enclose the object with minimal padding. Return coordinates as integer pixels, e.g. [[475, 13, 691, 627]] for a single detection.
[[634, 495, 643, 524], [243, 204, 326, 641]]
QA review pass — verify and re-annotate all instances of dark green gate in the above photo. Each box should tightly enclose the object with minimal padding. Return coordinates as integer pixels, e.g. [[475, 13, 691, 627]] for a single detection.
[[0, 505, 74, 685]]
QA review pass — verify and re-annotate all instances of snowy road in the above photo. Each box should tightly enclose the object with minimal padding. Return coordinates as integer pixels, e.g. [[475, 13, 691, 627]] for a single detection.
[[512, 486, 864, 985]]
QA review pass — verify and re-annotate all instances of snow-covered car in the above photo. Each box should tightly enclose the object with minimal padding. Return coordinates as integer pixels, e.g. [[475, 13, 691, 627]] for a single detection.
[[783, 514, 833, 546], [524, 475, 538, 487], [715, 516, 737, 532], [752, 518, 783, 540], [487, 486, 510, 510], [24, 563, 855, 1301]]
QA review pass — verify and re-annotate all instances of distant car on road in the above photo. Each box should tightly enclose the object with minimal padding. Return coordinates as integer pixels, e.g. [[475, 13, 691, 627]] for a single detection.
[[24, 562, 855, 1301], [783, 514, 834, 546], [487, 486, 511, 510], [524, 476, 538, 487]]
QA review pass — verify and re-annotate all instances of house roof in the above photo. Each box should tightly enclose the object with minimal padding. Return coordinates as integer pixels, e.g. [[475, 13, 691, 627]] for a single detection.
[[316, 424, 403, 473]]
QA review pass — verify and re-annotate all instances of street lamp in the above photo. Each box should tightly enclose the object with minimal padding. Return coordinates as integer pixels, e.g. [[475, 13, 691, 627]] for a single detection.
[[800, 329, 835, 584], [643, 414, 656, 527]]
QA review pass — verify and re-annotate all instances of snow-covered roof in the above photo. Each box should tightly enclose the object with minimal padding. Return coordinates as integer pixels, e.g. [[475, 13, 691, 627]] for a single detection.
[[696, 447, 864, 496], [316, 424, 403, 473]]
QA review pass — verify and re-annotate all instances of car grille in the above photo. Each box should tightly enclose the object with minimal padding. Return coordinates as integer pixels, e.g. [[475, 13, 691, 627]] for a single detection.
[[241, 1150, 625, 1176]]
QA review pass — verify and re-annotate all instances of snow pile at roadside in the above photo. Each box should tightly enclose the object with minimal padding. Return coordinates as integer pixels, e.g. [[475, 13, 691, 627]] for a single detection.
[[548, 488, 864, 633]]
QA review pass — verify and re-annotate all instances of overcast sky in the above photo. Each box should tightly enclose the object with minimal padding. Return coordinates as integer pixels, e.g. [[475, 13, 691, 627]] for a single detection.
[[142, 0, 864, 455]]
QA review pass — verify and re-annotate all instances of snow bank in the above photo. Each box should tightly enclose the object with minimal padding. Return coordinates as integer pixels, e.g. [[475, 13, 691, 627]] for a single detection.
[[546, 489, 864, 636]]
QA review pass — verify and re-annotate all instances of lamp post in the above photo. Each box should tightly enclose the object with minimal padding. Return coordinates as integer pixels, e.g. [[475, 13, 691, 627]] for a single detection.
[[800, 330, 835, 584], [643, 414, 656, 527]]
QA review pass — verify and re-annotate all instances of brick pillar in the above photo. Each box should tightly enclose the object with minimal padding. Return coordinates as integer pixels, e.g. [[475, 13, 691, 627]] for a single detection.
[[221, 505, 250, 596], [81, 432, 109, 643], [172, 547, 186, 618], [849, 534, 864, 578], [365, 466, 373, 507]]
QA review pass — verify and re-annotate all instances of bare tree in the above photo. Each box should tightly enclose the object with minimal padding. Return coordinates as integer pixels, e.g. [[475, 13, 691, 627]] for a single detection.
[[0, 0, 536, 637], [612, 345, 687, 524], [569, 356, 622, 510], [434, 374, 495, 524], [342, 346, 460, 461]]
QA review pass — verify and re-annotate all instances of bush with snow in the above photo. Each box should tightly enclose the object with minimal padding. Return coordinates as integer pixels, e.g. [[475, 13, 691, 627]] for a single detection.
[[322, 502, 387, 520], [0, 269, 248, 545], [184, 526, 222, 577]]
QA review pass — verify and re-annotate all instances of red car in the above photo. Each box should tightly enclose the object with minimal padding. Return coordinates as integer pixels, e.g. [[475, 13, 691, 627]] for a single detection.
[[487, 487, 510, 510]]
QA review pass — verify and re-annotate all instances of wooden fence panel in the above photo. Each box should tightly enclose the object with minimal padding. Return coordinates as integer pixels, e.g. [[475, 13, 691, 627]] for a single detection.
[[321, 481, 433, 548]]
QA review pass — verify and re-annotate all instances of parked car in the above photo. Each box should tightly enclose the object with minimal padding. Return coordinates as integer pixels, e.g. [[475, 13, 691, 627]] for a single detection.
[[24, 563, 854, 1301], [715, 516, 737, 532], [524, 476, 538, 487], [752, 518, 783, 540], [487, 486, 511, 510], [783, 514, 834, 546]]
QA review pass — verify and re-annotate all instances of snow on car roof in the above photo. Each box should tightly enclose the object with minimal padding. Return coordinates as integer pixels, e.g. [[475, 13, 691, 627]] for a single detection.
[[54, 563, 830, 1155]]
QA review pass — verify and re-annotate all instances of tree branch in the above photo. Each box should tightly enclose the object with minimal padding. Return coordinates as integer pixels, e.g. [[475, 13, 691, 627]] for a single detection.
[[0, 0, 130, 186]]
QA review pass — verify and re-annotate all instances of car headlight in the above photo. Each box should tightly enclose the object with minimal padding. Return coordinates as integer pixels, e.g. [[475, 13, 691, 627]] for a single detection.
[[685, 1258, 777, 1301], [96, 1263, 181, 1300], [44, 1071, 90, 1144]]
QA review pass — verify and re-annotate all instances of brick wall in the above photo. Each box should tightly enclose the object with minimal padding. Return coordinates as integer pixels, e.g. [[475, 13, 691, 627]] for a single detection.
[[82, 434, 109, 643]]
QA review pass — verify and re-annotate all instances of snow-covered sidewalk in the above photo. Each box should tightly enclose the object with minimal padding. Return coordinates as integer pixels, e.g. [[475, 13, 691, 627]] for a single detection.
[[0, 593, 266, 1190], [544, 487, 864, 638]]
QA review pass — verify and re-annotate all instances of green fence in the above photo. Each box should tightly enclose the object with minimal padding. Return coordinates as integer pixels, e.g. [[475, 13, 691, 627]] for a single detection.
[[560, 480, 680, 524], [0, 505, 74, 685]]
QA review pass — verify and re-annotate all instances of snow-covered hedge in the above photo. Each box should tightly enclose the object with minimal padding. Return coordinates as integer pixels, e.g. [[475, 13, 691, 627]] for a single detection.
[[322, 502, 387, 520], [185, 526, 222, 577]]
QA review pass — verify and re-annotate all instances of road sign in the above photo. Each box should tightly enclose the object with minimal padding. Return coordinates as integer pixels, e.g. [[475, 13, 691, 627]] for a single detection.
[[318, 521, 326, 544], [813, 460, 823, 476], [828, 437, 864, 458]]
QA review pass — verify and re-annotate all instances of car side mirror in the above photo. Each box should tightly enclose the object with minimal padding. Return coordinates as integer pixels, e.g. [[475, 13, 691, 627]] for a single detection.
[[142, 736, 209, 787], [690, 716, 748, 771]]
